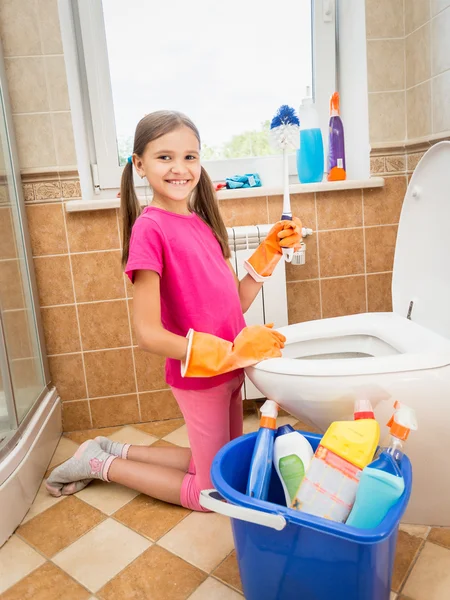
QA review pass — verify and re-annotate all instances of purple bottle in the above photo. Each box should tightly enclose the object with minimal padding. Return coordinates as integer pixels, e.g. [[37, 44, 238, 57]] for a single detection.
[[327, 92, 346, 181]]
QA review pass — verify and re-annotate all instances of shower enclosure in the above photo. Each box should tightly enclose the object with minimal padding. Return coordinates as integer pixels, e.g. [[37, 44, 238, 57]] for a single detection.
[[0, 42, 60, 546]]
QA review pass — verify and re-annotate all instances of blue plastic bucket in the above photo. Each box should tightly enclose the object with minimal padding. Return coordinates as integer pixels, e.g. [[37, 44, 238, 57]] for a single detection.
[[202, 431, 412, 600]]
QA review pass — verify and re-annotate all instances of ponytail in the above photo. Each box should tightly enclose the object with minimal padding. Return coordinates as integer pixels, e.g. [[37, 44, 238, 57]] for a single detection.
[[120, 161, 141, 267], [192, 167, 230, 259]]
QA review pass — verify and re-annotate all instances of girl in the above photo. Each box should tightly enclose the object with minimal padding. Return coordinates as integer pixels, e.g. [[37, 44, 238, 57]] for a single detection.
[[46, 110, 302, 511]]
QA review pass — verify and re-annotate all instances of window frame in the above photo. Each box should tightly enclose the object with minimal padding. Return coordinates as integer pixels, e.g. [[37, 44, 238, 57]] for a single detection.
[[59, 0, 369, 202]]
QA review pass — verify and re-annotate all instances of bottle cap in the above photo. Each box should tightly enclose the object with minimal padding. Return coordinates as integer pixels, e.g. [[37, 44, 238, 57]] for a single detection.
[[277, 424, 295, 436], [354, 398, 375, 420], [260, 400, 279, 430], [330, 91, 340, 116], [386, 401, 418, 441]]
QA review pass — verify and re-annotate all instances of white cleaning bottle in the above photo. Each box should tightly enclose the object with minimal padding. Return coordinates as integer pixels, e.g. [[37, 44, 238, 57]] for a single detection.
[[273, 425, 314, 507]]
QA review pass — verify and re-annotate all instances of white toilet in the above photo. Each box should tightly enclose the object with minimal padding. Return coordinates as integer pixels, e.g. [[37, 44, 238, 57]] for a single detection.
[[246, 141, 450, 526]]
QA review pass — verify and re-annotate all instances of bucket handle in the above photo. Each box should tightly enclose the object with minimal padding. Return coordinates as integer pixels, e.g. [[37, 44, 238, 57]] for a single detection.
[[200, 489, 287, 531]]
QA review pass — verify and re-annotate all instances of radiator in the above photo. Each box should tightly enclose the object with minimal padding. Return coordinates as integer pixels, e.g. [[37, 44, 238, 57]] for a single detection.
[[228, 225, 288, 400]]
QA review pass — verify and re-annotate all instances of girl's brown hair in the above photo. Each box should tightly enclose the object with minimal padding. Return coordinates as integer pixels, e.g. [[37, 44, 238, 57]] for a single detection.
[[120, 110, 230, 266]]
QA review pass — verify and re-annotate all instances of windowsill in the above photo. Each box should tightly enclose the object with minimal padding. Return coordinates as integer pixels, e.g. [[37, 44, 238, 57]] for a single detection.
[[64, 177, 385, 212]]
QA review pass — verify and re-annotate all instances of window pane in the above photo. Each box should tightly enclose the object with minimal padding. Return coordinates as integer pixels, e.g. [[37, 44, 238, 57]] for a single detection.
[[103, 0, 312, 164]]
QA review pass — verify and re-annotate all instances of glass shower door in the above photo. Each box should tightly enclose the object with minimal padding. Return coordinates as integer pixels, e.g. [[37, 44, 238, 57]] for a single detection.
[[0, 51, 48, 447]]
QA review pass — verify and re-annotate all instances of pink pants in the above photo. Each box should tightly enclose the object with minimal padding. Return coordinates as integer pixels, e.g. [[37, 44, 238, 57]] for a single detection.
[[171, 373, 244, 512]]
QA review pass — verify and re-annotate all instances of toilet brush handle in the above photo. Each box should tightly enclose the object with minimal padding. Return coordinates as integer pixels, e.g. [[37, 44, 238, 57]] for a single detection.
[[200, 489, 287, 531]]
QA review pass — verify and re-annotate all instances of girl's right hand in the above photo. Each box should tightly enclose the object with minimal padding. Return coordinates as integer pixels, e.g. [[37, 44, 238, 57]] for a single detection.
[[233, 324, 286, 362]]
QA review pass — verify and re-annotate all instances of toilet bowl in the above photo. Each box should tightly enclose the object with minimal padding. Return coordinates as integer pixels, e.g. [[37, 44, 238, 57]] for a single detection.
[[246, 141, 450, 526]]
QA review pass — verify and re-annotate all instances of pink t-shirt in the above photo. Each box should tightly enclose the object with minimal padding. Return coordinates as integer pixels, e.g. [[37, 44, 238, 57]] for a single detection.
[[125, 206, 246, 390]]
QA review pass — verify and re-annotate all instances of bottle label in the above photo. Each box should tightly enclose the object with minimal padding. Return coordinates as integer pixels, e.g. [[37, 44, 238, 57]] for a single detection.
[[279, 454, 306, 502], [316, 445, 360, 482], [337, 158, 343, 169]]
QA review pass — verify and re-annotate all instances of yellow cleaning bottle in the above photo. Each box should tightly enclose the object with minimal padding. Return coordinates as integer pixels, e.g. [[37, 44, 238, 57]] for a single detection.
[[292, 400, 380, 522]]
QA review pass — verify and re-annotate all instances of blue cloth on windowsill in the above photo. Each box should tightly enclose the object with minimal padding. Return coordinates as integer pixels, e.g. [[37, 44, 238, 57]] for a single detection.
[[225, 173, 262, 189]]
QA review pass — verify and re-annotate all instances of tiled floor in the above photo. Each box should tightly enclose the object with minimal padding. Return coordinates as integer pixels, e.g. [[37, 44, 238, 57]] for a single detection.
[[1, 415, 450, 599]]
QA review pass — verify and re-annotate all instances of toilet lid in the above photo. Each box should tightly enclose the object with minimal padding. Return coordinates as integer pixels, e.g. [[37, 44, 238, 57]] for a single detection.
[[392, 141, 450, 339]]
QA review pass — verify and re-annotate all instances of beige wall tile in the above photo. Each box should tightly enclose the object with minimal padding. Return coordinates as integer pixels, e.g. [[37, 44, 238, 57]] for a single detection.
[[370, 156, 386, 174], [316, 189, 362, 230], [385, 154, 406, 173], [405, 0, 431, 35], [5, 57, 49, 113], [66, 210, 120, 252], [318, 229, 365, 277], [78, 301, 130, 351], [406, 24, 431, 88], [33, 255, 74, 306], [48, 353, 87, 401], [0, 259, 25, 310], [433, 69, 450, 133], [321, 276, 366, 319], [134, 349, 167, 392], [432, 0, 450, 16], [0, 208, 16, 260], [267, 193, 316, 228], [363, 176, 406, 226], [62, 400, 92, 431], [287, 280, 321, 323], [407, 81, 432, 139], [285, 235, 318, 281], [3, 309, 33, 359], [37, 0, 64, 54], [432, 7, 450, 76], [367, 272, 393, 311], [26, 203, 67, 256], [365, 225, 398, 273], [52, 112, 77, 166], [23, 183, 35, 202], [83, 348, 135, 397], [139, 390, 183, 421], [365, 0, 404, 38], [61, 180, 82, 198], [41, 305, 80, 354], [71, 251, 125, 302], [407, 150, 427, 171], [219, 196, 268, 227], [367, 39, 405, 93], [369, 92, 406, 143], [0, 0, 41, 56], [45, 56, 70, 111], [34, 181, 62, 201], [13, 114, 56, 169], [89, 394, 140, 428]]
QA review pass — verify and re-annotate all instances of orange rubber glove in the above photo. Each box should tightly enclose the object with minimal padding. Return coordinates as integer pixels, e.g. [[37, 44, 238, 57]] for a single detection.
[[181, 324, 286, 378], [244, 217, 302, 282]]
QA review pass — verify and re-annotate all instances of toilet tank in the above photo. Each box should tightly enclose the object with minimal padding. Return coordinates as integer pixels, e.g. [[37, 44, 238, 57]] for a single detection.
[[392, 141, 450, 340]]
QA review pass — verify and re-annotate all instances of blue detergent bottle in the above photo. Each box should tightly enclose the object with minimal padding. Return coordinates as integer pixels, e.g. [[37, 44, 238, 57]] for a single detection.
[[347, 402, 418, 529], [246, 400, 279, 500], [297, 87, 324, 184]]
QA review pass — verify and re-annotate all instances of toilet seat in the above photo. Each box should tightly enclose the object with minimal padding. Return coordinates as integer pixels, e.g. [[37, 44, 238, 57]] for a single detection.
[[255, 313, 450, 378]]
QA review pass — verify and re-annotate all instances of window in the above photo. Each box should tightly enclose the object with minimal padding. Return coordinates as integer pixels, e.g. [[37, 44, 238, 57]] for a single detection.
[[61, 1, 366, 201]]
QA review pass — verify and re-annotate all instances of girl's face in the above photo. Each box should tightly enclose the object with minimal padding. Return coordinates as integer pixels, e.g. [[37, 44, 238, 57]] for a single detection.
[[136, 126, 202, 207]]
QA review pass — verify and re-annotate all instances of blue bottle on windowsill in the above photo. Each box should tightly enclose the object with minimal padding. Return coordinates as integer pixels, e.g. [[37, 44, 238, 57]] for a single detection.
[[297, 87, 324, 184]]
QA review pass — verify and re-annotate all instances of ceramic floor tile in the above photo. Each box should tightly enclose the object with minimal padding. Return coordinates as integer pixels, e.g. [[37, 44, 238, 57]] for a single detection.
[[150, 439, 178, 448], [21, 480, 64, 524], [52, 518, 151, 593], [400, 524, 431, 540], [75, 480, 139, 515], [133, 418, 185, 438], [392, 530, 424, 592], [17, 496, 106, 557], [213, 550, 243, 593], [64, 427, 123, 445], [189, 577, 243, 599], [48, 436, 79, 468], [0, 535, 46, 594], [428, 527, 450, 549], [294, 419, 322, 434], [163, 424, 190, 447], [403, 542, 450, 599], [277, 415, 301, 428], [113, 493, 190, 541], [97, 545, 206, 600], [106, 425, 158, 446], [1, 562, 90, 600], [242, 413, 260, 433], [158, 511, 234, 572]]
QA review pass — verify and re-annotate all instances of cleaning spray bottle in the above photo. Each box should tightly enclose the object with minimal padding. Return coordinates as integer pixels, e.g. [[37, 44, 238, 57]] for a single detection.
[[273, 425, 314, 507], [297, 86, 324, 184], [327, 92, 346, 181], [347, 402, 418, 529], [293, 399, 379, 522], [246, 400, 279, 500]]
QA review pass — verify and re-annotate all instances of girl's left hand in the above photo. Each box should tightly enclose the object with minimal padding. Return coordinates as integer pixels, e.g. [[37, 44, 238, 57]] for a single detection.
[[277, 217, 302, 250]]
